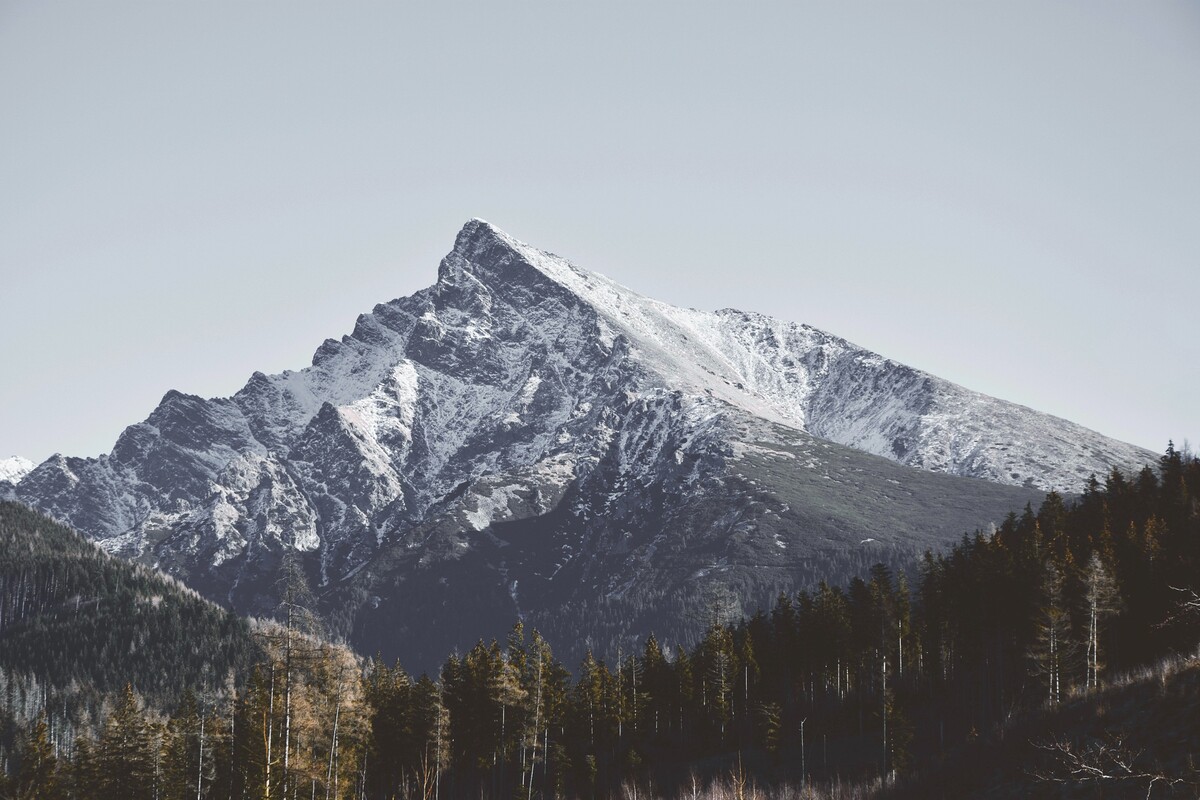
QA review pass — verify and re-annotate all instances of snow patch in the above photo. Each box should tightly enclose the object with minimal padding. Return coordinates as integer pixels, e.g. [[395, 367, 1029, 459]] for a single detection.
[[463, 485, 522, 531], [0, 456, 34, 484]]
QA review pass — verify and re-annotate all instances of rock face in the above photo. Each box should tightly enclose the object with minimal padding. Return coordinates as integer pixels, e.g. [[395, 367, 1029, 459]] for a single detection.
[[8, 220, 1153, 669]]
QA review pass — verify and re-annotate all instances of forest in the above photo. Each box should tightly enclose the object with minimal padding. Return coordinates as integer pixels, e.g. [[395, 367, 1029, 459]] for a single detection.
[[1, 443, 1198, 799]]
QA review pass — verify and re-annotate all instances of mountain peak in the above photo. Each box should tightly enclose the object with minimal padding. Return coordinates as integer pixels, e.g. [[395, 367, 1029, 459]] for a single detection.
[[451, 218, 525, 263], [0, 456, 34, 485], [6, 220, 1157, 670], [440, 218, 586, 304]]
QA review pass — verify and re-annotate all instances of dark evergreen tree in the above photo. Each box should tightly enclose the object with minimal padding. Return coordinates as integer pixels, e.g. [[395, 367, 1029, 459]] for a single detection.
[[12, 716, 63, 800], [95, 686, 158, 800], [4, 444, 1200, 799]]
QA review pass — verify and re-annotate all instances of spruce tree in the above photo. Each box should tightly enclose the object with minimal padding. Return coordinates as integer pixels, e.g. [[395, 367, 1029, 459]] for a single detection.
[[96, 685, 158, 800], [13, 715, 63, 800]]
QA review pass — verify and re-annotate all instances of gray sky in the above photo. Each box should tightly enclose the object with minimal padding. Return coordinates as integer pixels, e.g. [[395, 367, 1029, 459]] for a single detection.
[[2, 1, 1197, 466]]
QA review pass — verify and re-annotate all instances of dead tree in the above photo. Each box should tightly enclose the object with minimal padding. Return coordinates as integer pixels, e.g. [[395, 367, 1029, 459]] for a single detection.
[[1033, 734, 1196, 798]]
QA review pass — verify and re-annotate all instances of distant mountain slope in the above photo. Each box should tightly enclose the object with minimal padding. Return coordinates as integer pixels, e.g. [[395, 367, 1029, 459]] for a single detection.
[[0, 456, 32, 485], [336, 416, 1046, 671], [5, 221, 1152, 667], [0, 502, 259, 705]]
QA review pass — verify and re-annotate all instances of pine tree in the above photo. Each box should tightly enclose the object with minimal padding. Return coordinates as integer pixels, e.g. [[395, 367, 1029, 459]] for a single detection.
[[520, 630, 559, 800], [161, 691, 217, 800], [411, 674, 449, 800], [229, 666, 272, 800], [696, 622, 735, 744], [755, 701, 781, 757], [364, 658, 412, 797], [443, 641, 513, 777], [573, 651, 610, 752], [270, 554, 323, 800], [673, 645, 695, 746], [68, 734, 99, 800], [881, 688, 913, 775], [96, 685, 159, 800], [13, 715, 64, 800]]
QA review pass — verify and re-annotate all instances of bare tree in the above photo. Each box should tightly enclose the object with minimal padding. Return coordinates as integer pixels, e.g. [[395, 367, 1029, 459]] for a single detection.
[[1084, 553, 1119, 690], [1033, 734, 1197, 798], [1030, 564, 1077, 705], [1168, 586, 1200, 618]]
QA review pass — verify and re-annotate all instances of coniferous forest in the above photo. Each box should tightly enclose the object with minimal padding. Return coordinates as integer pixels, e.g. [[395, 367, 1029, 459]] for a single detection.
[[1, 444, 1198, 799]]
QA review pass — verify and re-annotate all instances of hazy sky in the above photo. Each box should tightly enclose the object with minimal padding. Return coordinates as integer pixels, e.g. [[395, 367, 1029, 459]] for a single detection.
[[2, 2, 1197, 465]]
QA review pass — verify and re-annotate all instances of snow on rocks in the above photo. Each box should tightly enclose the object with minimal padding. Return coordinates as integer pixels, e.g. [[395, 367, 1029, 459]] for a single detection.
[[0, 456, 34, 484], [10, 219, 1154, 617]]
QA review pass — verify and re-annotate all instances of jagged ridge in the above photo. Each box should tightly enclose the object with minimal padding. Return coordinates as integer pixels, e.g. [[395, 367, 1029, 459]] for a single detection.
[[5, 220, 1152, 667]]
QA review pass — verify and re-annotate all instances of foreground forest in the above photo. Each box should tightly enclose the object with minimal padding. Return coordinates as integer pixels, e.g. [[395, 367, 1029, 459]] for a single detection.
[[1, 443, 1198, 799]]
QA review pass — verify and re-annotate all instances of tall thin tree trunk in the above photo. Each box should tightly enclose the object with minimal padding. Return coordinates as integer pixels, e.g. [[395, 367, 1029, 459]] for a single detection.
[[196, 713, 205, 800], [881, 653, 888, 778], [1050, 624, 1059, 704], [435, 686, 445, 800], [631, 657, 638, 733], [325, 681, 342, 800], [266, 664, 276, 800], [283, 608, 293, 800], [527, 657, 542, 800]]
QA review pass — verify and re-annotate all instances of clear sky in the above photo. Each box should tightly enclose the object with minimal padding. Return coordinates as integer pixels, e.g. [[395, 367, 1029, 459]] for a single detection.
[[1, 2, 1197, 465]]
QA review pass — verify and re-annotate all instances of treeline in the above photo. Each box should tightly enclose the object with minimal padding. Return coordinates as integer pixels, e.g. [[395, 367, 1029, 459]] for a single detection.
[[1, 444, 1198, 799]]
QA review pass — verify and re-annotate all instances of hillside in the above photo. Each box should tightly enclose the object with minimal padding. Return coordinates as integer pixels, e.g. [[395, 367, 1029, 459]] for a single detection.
[[884, 655, 1200, 799], [337, 418, 1044, 671], [0, 501, 260, 714]]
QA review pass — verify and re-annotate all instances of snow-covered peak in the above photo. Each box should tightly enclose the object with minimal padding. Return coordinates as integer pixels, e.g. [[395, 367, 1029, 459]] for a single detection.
[[439, 221, 889, 423], [450, 218, 609, 287], [7, 219, 1158, 664], [0, 456, 34, 484], [452, 217, 518, 256], [436, 220, 1153, 490]]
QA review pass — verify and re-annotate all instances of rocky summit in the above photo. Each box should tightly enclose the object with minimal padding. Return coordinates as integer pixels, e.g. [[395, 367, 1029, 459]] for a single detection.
[[4, 220, 1152, 669]]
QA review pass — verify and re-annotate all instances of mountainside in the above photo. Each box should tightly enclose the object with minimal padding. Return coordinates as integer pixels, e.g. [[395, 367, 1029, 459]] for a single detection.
[[0, 502, 259, 719], [5, 220, 1152, 669]]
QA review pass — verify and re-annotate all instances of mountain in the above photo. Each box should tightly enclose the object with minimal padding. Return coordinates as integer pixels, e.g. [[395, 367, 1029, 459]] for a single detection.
[[6, 220, 1153, 670], [0, 456, 33, 485]]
